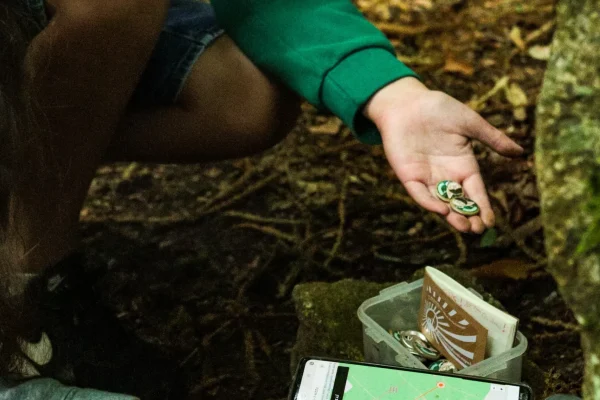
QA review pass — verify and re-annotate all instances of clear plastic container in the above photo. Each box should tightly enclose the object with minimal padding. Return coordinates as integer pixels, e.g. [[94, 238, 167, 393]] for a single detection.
[[357, 279, 528, 382]]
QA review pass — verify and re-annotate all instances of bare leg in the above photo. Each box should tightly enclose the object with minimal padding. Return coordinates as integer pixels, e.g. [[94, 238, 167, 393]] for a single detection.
[[107, 35, 301, 163], [17, 35, 299, 273]]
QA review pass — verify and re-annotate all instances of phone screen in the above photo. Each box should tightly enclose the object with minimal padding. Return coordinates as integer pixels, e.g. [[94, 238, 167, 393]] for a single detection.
[[295, 359, 529, 400]]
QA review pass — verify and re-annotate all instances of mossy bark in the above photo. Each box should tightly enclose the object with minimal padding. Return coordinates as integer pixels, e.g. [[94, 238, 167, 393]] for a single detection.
[[535, 1, 600, 398]]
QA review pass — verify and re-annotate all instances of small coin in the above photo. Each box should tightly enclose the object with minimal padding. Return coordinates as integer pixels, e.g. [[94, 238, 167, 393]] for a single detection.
[[389, 330, 427, 362], [450, 197, 480, 216], [399, 330, 429, 350], [413, 338, 441, 361], [429, 359, 457, 373], [389, 330, 403, 343], [436, 180, 463, 202]]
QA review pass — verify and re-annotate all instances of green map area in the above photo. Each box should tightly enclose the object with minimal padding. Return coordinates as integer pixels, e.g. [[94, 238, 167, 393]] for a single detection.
[[339, 363, 493, 400]]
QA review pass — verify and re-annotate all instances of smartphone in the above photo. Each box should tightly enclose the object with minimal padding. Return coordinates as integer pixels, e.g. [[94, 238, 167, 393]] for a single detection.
[[289, 357, 533, 400]]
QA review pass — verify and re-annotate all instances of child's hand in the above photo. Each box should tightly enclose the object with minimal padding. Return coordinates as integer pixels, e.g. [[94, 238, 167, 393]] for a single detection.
[[364, 77, 523, 234]]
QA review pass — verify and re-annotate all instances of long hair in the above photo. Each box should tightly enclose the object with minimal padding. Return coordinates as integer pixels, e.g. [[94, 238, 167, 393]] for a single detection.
[[0, 0, 38, 376]]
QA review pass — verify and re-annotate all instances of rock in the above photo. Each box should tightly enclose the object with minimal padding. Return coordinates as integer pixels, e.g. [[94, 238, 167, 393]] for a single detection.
[[290, 279, 391, 374]]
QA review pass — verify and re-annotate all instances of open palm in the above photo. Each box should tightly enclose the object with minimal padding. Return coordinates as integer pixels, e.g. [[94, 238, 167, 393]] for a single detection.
[[366, 78, 523, 233]]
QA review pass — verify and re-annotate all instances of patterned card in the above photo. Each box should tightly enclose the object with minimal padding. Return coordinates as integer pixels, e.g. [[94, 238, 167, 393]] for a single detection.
[[418, 271, 488, 370]]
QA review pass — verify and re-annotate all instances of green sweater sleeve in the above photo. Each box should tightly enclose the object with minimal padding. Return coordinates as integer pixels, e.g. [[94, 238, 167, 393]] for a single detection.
[[211, 0, 419, 145]]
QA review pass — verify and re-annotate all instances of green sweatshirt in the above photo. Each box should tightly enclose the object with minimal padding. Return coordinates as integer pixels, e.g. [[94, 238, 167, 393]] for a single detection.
[[211, 0, 419, 145]]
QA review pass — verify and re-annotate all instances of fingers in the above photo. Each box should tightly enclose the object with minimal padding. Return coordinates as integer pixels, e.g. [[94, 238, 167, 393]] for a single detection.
[[446, 213, 471, 233], [468, 216, 486, 234], [404, 181, 449, 215], [462, 174, 495, 228], [404, 181, 488, 234], [465, 111, 524, 157]]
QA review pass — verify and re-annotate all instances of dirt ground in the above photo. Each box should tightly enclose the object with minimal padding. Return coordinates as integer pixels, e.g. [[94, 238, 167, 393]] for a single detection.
[[69, 0, 583, 398]]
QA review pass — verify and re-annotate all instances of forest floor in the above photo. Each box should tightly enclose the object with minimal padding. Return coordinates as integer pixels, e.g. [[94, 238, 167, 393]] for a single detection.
[[70, 0, 583, 398]]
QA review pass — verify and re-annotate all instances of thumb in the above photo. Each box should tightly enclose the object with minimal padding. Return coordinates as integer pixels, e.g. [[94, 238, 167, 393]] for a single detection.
[[464, 110, 524, 157]]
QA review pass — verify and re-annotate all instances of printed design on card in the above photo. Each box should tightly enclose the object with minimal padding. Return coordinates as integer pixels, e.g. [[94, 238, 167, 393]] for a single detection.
[[419, 273, 488, 369], [421, 287, 477, 368]]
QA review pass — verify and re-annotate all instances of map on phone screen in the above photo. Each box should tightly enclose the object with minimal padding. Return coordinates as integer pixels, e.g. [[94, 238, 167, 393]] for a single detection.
[[296, 360, 525, 400]]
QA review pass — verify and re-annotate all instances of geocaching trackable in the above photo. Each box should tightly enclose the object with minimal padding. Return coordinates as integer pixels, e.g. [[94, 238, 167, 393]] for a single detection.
[[436, 180, 463, 202], [390, 330, 443, 364], [429, 359, 458, 373], [436, 180, 480, 216], [450, 197, 480, 216]]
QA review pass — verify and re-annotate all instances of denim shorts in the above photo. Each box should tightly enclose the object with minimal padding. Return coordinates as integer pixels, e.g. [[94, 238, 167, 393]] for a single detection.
[[19, 0, 224, 106]]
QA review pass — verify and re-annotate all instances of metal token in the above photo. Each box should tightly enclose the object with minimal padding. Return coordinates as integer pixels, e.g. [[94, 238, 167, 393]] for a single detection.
[[413, 338, 441, 361], [389, 330, 427, 362], [429, 359, 457, 372], [399, 330, 429, 349], [436, 180, 463, 202], [450, 197, 480, 216], [399, 331, 440, 361]]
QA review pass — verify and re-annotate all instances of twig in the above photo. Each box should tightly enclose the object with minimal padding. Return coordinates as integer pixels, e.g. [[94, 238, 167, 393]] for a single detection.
[[375, 22, 454, 36], [202, 320, 234, 347], [381, 231, 452, 248], [201, 173, 280, 215], [277, 261, 305, 299], [533, 331, 579, 341], [524, 21, 556, 44], [80, 172, 279, 224], [200, 159, 255, 210], [224, 210, 305, 225], [384, 191, 419, 207], [320, 141, 362, 155], [496, 216, 542, 247], [254, 330, 273, 358], [530, 316, 580, 331], [375, 22, 430, 35], [468, 76, 510, 112], [325, 176, 349, 267], [179, 347, 200, 367], [509, 20, 556, 60], [244, 330, 260, 382], [373, 251, 405, 263], [255, 312, 297, 319], [368, 231, 452, 262], [190, 374, 231, 394], [496, 214, 546, 262], [234, 223, 299, 244], [300, 228, 338, 247], [236, 248, 277, 301]]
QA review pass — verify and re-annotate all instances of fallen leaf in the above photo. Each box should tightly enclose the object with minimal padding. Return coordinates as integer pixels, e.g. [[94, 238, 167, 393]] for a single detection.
[[204, 167, 222, 178], [415, 0, 433, 9], [471, 259, 540, 280], [528, 45, 551, 60], [504, 82, 528, 121], [480, 228, 498, 248], [509, 26, 526, 50], [309, 118, 342, 135], [121, 162, 138, 180], [513, 107, 527, 121], [505, 83, 528, 107], [467, 76, 510, 111], [444, 57, 475, 76]]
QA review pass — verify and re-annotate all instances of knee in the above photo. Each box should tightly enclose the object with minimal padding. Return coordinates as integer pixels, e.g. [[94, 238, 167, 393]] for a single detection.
[[218, 71, 301, 155], [243, 83, 301, 151], [179, 35, 301, 157]]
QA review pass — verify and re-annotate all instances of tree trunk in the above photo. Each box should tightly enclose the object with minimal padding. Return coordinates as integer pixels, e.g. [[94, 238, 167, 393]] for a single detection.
[[535, 1, 600, 398]]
